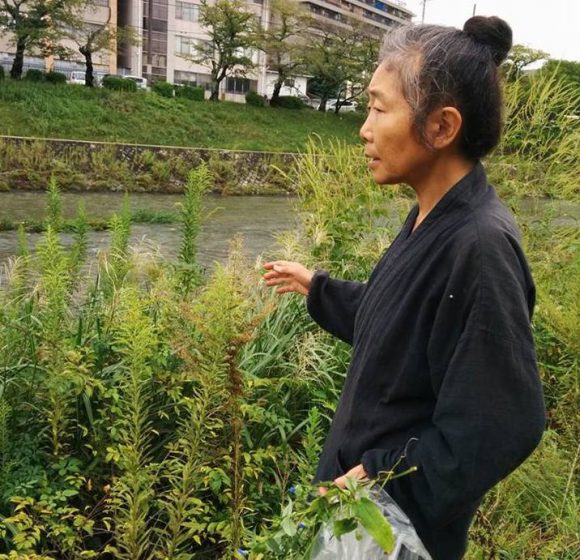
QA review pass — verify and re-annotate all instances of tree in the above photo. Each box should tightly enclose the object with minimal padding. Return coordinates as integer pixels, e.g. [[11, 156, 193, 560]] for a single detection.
[[0, 0, 82, 79], [503, 44, 549, 80], [259, 0, 311, 104], [180, 0, 259, 101], [539, 59, 580, 88], [305, 19, 380, 112], [64, 4, 138, 87]]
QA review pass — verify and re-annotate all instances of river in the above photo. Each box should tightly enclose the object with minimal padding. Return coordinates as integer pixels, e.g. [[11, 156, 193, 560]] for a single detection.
[[0, 192, 298, 269], [0, 192, 577, 271]]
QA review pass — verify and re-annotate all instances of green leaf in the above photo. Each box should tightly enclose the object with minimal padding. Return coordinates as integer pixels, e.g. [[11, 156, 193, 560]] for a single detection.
[[332, 517, 357, 537], [353, 497, 394, 553], [281, 515, 297, 537], [345, 476, 358, 493]]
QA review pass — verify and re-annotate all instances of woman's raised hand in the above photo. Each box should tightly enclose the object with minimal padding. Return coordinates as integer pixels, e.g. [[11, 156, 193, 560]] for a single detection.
[[263, 261, 314, 296]]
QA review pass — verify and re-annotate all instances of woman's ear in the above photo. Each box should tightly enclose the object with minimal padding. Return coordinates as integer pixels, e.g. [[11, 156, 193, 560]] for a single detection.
[[425, 106, 463, 150]]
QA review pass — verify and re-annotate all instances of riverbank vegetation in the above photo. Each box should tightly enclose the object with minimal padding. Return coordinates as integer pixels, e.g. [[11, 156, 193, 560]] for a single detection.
[[0, 127, 578, 558], [0, 68, 578, 200], [0, 79, 363, 152], [0, 62, 578, 558]]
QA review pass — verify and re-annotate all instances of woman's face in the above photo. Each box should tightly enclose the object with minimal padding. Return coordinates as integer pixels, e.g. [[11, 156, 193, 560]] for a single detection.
[[360, 65, 432, 186]]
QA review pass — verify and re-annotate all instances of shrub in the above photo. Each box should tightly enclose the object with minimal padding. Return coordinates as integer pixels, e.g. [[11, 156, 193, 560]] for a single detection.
[[152, 80, 174, 98], [0, 65, 4, 81], [45, 71, 67, 85], [270, 95, 304, 109], [24, 68, 45, 82], [175, 84, 204, 101], [245, 90, 266, 107], [102, 75, 137, 92]]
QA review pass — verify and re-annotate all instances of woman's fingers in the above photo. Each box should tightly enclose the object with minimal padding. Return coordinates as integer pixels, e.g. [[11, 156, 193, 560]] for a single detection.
[[263, 261, 311, 296], [264, 277, 289, 286], [263, 260, 292, 270]]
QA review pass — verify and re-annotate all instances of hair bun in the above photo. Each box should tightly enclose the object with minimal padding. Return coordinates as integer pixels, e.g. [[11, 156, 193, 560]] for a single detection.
[[463, 16, 512, 65]]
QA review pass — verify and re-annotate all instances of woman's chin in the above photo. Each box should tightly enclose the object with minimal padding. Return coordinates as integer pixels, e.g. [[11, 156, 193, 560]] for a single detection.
[[370, 168, 400, 186]]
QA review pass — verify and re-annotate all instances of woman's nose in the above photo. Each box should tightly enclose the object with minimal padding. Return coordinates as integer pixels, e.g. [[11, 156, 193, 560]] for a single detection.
[[359, 115, 372, 143]]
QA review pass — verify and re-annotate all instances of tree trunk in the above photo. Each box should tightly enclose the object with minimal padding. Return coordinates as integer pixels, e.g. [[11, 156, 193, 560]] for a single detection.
[[210, 75, 221, 100], [10, 36, 27, 80], [80, 46, 95, 87], [318, 97, 328, 112], [271, 80, 283, 104]]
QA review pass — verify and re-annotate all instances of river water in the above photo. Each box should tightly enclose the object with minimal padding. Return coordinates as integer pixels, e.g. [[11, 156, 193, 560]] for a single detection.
[[0, 192, 577, 271], [0, 192, 298, 269]]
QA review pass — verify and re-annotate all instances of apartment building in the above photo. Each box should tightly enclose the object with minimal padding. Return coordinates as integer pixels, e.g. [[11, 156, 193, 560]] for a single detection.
[[0, 0, 413, 100], [0, 1, 118, 77], [125, 0, 412, 99], [117, 0, 272, 101], [304, 0, 412, 34]]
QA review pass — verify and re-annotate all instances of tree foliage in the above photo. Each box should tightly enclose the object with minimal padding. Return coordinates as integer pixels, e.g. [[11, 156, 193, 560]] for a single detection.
[[180, 0, 260, 101], [63, 3, 138, 87], [305, 19, 380, 112], [0, 0, 83, 79], [259, 0, 311, 104], [503, 44, 550, 80]]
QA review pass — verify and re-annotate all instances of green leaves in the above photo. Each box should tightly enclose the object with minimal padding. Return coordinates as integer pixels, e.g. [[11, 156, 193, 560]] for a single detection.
[[332, 516, 357, 537], [352, 496, 394, 553], [250, 476, 401, 558]]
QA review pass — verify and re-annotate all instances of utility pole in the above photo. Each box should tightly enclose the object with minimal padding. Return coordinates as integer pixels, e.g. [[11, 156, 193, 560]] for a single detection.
[[420, 0, 433, 24], [147, 0, 153, 77], [473, 3, 477, 16]]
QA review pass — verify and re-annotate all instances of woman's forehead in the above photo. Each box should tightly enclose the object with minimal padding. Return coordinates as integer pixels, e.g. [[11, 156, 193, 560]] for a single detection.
[[368, 67, 403, 101]]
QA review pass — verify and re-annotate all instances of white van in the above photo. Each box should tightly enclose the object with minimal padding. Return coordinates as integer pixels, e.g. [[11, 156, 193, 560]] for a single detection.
[[67, 71, 86, 85], [324, 99, 359, 113], [124, 75, 149, 91]]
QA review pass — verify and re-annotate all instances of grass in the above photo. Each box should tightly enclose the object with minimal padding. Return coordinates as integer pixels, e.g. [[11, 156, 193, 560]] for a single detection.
[[0, 80, 364, 152], [0, 209, 179, 232]]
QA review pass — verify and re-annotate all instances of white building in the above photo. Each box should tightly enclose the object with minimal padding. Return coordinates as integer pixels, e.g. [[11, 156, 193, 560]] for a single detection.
[[0, 0, 413, 101]]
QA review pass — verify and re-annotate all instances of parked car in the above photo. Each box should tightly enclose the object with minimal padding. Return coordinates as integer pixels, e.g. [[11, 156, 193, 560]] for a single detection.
[[323, 98, 358, 113], [124, 75, 149, 91], [297, 94, 321, 109], [67, 71, 86, 85], [68, 71, 105, 86]]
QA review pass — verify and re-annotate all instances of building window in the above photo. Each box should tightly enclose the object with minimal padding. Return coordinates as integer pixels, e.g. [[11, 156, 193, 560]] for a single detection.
[[225, 77, 256, 94], [174, 70, 197, 85], [176, 1, 199, 22], [143, 1, 169, 20], [143, 31, 168, 55], [176, 35, 197, 56], [151, 54, 167, 67], [174, 71, 212, 89]]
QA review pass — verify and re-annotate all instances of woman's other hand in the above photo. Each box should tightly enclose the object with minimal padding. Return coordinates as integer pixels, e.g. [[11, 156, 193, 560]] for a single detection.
[[263, 261, 314, 296], [318, 464, 368, 496]]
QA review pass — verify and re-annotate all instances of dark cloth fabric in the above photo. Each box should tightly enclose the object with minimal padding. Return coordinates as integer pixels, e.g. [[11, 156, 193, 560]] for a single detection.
[[306, 163, 546, 560]]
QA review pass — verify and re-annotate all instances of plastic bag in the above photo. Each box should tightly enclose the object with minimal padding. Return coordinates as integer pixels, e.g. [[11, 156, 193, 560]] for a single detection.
[[310, 487, 432, 559]]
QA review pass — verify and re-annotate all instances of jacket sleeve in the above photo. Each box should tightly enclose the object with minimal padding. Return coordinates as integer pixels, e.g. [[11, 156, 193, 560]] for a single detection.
[[306, 270, 366, 345], [360, 228, 546, 525]]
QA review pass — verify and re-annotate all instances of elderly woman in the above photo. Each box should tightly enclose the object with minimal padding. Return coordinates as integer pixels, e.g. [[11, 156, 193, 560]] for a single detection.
[[263, 16, 545, 560]]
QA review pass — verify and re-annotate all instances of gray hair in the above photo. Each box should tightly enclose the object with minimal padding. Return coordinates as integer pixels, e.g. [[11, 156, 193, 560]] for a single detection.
[[377, 17, 512, 159]]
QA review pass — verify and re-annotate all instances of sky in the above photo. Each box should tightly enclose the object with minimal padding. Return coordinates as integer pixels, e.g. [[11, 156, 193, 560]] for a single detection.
[[404, 0, 580, 62]]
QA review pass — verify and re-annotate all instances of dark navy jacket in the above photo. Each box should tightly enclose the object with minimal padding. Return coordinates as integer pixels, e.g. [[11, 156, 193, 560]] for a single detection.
[[307, 163, 546, 559]]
